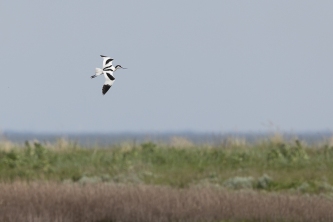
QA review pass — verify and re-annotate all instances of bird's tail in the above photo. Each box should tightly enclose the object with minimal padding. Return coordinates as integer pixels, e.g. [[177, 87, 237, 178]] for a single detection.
[[95, 68, 103, 75]]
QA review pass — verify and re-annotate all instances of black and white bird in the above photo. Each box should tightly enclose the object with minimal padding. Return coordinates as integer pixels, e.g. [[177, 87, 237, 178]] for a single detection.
[[91, 55, 126, 95]]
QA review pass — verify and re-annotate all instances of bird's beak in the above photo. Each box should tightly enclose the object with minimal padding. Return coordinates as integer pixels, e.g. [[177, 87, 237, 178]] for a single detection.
[[122, 67, 127, 69]]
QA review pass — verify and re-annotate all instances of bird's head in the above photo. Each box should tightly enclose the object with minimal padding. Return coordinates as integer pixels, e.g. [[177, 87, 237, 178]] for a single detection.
[[115, 65, 127, 70]]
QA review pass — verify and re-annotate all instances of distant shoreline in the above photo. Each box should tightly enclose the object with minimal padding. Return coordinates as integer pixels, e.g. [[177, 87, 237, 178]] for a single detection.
[[1, 131, 332, 146]]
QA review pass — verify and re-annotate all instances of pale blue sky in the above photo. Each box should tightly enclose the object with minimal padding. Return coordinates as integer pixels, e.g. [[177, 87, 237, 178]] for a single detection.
[[1, 1, 333, 133]]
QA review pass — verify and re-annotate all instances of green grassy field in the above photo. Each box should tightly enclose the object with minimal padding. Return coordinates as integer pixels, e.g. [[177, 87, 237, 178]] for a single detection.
[[0, 137, 333, 194]]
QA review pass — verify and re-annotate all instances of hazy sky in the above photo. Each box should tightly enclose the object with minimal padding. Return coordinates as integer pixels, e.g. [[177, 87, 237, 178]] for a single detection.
[[1, 1, 333, 133]]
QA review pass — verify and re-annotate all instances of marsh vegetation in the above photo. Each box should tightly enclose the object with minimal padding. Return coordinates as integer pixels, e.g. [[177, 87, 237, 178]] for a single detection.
[[0, 136, 333, 221]]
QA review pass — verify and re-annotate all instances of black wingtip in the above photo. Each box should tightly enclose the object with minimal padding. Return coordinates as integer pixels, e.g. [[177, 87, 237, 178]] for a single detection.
[[102, 84, 112, 95]]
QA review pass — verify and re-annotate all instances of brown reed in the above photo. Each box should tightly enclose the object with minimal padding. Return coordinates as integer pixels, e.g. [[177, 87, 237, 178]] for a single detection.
[[0, 182, 332, 222]]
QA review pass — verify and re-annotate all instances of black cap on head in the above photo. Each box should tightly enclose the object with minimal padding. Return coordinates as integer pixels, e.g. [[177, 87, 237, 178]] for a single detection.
[[115, 65, 127, 69]]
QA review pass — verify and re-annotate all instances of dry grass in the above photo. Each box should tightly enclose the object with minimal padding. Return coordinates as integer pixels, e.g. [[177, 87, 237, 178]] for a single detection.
[[0, 182, 332, 222]]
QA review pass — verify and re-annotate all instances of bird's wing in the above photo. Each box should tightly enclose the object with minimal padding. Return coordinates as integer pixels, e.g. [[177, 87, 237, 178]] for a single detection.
[[105, 72, 115, 81], [101, 55, 113, 68], [102, 84, 112, 95], [102, 71, 115, 95]]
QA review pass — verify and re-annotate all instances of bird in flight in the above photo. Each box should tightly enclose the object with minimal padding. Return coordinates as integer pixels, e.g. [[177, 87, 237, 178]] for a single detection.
[[91, 55, 127, 95]]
